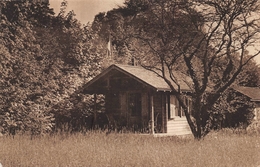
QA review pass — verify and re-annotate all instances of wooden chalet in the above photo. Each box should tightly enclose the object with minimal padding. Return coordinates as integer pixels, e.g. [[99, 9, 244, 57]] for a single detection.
[[83, 64, 193, 135], [233, 86, 260, 121]]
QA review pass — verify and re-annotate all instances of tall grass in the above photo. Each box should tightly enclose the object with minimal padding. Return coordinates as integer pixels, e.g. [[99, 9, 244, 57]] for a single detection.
[[0, 131, 259, 167]]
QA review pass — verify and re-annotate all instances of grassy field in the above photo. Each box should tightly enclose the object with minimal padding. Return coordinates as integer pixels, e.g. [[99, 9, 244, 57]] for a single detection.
[[0, 131, 259, 167]]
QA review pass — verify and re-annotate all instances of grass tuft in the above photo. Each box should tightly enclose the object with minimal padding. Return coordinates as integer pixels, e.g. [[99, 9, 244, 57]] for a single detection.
[[0, 131, 259, 167]]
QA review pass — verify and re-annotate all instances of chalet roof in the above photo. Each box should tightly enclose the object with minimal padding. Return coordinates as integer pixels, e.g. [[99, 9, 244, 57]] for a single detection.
[[84, 64, 192, 93], [233, 86, 260, 102]]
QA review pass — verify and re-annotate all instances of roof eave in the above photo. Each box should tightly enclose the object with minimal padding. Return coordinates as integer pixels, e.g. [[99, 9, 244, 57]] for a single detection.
[[251, 99, 260, 102], [83, 65, 115, 89], [113, 65, 164, 91], [83, 64, 159, 93], [156, 88, 192, 93]]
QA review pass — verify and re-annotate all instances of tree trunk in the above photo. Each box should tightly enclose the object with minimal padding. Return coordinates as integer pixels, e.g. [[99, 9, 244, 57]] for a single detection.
[[184, 95, 207, 140]]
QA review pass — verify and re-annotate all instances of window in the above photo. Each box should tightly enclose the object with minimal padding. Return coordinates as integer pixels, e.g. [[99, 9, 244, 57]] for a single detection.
[[168, 95, 177, 118], [168, 95, 188, 118], [128, 93, 142, 116]]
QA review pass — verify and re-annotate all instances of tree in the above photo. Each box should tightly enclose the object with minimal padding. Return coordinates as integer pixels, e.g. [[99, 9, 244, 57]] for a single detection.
[[0, 0, 105, 135], [0, 0, 56, 136], [44, 0, 107, 133], [121, 0, 260, 139], [210, 57, 260, 129], [236, 57, 260, 87], [212, 88, 255, 129]]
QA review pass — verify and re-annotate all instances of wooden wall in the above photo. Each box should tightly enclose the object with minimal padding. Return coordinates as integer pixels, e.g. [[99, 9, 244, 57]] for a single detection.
[[105, 91, 150, 130]]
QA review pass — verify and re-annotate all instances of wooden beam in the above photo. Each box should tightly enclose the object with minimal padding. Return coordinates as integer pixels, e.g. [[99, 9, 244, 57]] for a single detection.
[[161, 94, 166, 133], [93, 94, 97, 129], [151, 95, 155, 135]]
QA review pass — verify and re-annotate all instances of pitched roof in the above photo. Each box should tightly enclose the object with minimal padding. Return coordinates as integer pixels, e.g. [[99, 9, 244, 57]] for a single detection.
[[233, 86, 260, 101], [84, 64, 192, 93]]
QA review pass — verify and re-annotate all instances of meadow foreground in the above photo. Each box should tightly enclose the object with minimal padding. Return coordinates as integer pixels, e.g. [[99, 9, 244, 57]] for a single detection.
[[0, 131, 259, 167]]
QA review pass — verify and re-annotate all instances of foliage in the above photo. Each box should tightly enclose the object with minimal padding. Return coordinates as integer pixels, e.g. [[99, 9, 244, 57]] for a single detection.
[[52, 94, 106, 133], [210, 89, 255, 129], [91, 5, 140, 65], [0, 1, 56, 135], [210, 60, 259, 129], [0, 0, 105, 135], [236, 59, 260, 87]]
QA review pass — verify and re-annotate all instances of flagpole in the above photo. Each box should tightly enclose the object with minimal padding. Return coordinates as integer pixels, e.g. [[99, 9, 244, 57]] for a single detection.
[[107, 33, 112, 59]]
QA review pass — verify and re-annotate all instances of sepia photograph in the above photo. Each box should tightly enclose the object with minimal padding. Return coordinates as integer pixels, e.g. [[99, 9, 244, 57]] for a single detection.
[[0, 0, 260, 166]]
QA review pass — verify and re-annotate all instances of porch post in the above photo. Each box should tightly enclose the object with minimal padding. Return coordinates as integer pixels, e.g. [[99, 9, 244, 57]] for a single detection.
[[151, 95, 155, 135], [93, 94, 97, 129]]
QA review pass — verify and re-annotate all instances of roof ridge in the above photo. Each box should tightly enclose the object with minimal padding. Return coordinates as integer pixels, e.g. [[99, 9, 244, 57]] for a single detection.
[[114, 64, 145, 69]]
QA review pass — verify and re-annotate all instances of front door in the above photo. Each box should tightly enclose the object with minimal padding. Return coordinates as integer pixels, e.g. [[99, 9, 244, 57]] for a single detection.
[[127, 93, 142, 128]]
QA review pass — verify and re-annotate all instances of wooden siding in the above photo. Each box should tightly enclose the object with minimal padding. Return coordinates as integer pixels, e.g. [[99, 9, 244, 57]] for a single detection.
[[120, 92, 127, 121], [167, 118, 192, 135], [105, 92, 121, 114], [165, 94, 192, 135]]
